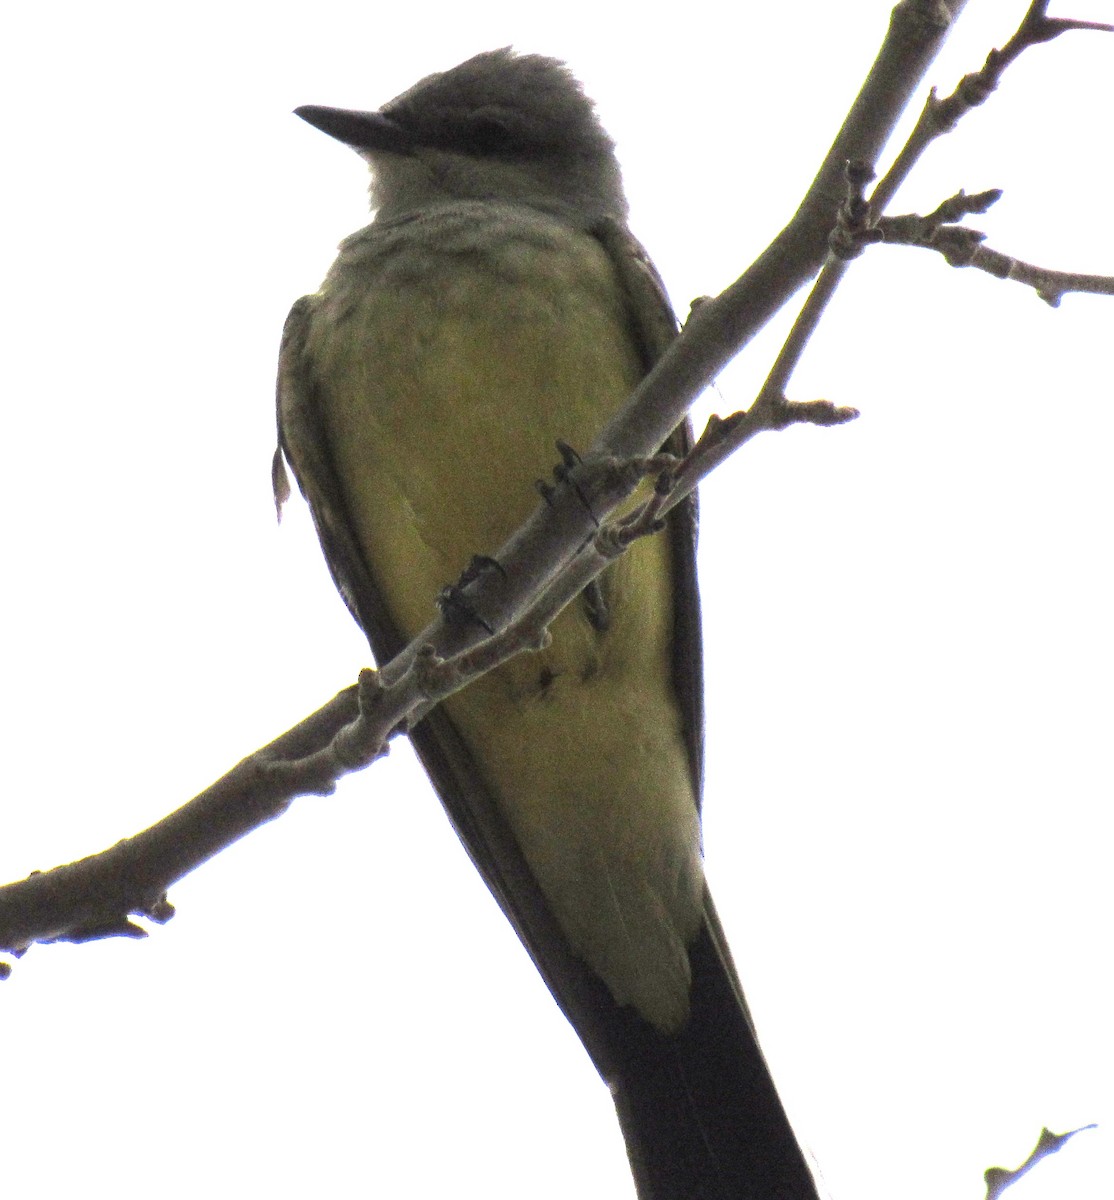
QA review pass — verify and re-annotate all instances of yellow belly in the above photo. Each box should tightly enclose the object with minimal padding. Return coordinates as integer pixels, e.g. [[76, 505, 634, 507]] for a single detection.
[[307, 205, 702, 1029]]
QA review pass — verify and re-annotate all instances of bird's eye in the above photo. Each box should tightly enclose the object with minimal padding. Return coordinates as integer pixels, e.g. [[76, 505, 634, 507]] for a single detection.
[[466, 113, 521, 154]]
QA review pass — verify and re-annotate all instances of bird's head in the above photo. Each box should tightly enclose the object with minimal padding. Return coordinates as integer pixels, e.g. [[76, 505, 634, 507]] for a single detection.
[[296, 48, 627, 223]]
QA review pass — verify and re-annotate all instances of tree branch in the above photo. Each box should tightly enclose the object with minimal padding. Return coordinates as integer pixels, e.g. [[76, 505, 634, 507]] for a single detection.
[[0, 686, 360, 963], [18, 0, 1113, 967]]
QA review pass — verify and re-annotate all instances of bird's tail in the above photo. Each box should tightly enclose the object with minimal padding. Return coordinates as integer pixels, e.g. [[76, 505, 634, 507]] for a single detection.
[[606, 895, 817, 1200]]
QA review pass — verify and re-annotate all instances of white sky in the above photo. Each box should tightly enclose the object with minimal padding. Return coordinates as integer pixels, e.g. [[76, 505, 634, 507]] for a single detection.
[[1, 3, 1110, 1198]]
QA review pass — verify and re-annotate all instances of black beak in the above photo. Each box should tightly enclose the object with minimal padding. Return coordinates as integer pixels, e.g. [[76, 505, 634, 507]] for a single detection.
[[295, 105, 413, 153]]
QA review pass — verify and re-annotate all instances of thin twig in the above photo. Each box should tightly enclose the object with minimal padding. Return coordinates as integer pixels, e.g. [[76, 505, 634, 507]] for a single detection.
[[661, 1, 1114, 494], [877, 191, 1114, 305], [983, 1125, 1098, 1200], [872, 0, 1113, 214]]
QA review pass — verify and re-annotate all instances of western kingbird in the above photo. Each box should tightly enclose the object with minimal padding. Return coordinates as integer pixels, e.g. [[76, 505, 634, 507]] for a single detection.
[[276, 48, 817, 1200]]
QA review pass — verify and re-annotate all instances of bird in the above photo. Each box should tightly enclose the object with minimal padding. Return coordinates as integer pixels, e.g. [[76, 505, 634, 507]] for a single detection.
[[275, 47, 818, 1200]]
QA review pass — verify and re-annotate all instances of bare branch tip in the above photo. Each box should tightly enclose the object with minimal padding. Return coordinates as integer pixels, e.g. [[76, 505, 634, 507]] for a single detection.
[[790, 399, 861, 428], [64, 916, 150, 943], [968, 187, 1003, 213], [414, 642, 457, 700], [142, 895, 176, 925], [1038, 16, 1114, 41], [356, 666, 384, 714], [698, 412, 739, 443], [685, 295, 712, 324], [844, 159, 877, 190], [983, 1123, 1097, 1200]]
